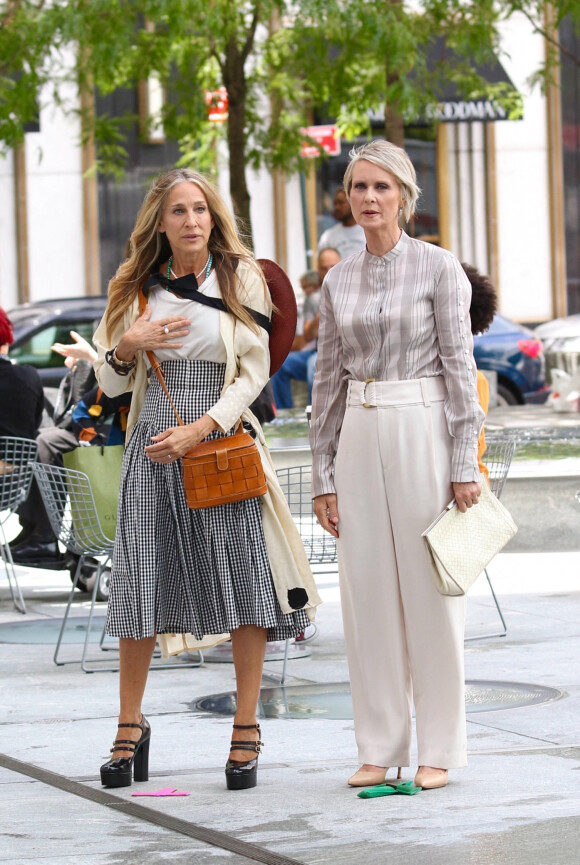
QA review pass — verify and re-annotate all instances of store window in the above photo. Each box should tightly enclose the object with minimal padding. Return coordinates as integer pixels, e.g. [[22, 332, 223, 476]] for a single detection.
[[95, 88, 180, 292]]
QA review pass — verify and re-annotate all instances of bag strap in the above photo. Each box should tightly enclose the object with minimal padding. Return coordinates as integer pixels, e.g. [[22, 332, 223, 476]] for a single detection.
[[137, 289, 242, 435], [138, 289, 185, 427]]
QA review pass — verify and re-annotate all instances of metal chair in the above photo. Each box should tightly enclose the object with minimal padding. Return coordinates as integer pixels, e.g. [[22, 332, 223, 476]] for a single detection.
[[465, 433, 517, 641], [32, 462, 203, 672], [275, 463, 337, 569], [274, 464, 337, 683], [0, 436, 38, 614]]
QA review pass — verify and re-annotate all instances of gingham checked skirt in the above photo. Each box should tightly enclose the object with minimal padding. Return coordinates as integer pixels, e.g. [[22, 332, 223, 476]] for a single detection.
[[105, 359, 309, 641]]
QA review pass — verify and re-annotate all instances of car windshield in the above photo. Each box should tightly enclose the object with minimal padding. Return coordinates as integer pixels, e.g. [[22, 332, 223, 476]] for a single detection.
[[485, 315, 521, 336], [9, 320, 97, 370]]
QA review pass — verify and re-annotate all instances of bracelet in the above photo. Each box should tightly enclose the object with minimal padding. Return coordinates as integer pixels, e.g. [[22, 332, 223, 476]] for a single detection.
[[105, 345, 136, 376]]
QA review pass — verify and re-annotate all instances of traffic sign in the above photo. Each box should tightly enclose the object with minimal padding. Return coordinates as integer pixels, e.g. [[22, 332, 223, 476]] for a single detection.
[[300, 124, 341, 157]]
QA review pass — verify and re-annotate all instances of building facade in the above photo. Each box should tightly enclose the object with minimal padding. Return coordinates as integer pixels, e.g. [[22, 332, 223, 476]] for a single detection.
[[0, 12, 577, 326]]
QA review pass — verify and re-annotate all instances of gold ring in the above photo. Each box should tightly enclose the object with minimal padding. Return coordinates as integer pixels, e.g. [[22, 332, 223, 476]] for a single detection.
[[163, 325, 170, 334]]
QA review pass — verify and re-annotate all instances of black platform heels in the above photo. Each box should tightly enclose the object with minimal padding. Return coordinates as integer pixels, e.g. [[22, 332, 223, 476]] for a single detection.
[[225, 723, 263, 790], [100, 715, 151, 788]]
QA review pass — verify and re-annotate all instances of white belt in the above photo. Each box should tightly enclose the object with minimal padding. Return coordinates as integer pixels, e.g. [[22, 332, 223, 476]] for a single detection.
[[347, 377, 447, 408]]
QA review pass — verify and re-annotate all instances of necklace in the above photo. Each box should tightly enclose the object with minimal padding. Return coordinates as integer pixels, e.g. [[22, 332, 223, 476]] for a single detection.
[[166, 252, 213, 287]]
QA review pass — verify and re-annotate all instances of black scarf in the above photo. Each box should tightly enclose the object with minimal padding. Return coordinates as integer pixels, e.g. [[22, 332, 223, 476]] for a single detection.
[[143, 271, 271, 333]]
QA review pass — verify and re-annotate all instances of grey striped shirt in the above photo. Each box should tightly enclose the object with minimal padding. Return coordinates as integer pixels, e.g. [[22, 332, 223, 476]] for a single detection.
[[309, 231, 485, 496]]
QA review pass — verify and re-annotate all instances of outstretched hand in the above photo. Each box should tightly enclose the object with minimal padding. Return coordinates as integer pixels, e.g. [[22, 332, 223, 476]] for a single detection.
[[51, 330, 97, 363]]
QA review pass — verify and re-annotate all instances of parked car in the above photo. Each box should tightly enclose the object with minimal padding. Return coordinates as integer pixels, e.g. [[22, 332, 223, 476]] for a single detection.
[[8, 296, 107, 387], [534, 315, 580, 381], [474, 314, 549, 406], [8, 297, 548, 406]]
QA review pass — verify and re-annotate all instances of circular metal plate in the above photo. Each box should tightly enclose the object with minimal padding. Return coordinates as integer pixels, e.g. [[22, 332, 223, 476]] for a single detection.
[[0, 616, 107, 645], [193, 680, 562, 720]]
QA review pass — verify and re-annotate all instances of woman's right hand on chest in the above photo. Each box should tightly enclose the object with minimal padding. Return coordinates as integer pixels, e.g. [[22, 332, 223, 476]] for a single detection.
[[115, 304, 191, 361]]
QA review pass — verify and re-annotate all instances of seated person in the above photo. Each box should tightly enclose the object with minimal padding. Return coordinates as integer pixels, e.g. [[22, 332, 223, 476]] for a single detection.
[[0, 307, 44, 444], [462, 263, 498, 481], [12, 383, 131, 567], [11, 333, 131, 567], [271, 248, 341, 408]]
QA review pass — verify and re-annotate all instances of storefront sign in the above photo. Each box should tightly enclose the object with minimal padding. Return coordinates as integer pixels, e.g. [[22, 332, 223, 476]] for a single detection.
[[301, 125, 341, 157], [426, 100, 509, 122]]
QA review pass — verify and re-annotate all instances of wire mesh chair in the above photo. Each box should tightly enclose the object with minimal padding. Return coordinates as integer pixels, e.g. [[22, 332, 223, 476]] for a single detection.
[[32, 462, 116, 671], [274, 464, 336, 683], [33, 462, 203, 672], [465, 433, 517, 641], [275, 464, 337, 569], [0, 436, 39, 614]]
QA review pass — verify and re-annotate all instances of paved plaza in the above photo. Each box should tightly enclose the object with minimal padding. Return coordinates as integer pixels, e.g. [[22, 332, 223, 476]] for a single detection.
[[1, 404, 579, 864]]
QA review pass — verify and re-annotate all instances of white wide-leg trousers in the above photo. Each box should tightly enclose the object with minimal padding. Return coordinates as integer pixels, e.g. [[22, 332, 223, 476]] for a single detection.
[[334, 377, 467, 769]]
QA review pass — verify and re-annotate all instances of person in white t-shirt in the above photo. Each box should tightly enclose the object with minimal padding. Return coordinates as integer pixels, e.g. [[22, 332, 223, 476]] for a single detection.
[[317, 188, 366, 259]]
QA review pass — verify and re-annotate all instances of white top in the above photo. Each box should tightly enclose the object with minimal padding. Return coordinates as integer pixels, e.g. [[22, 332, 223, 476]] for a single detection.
[[146, 271, 227, 364], [309, 232, 485, 495], [318, 222, 366, 258]]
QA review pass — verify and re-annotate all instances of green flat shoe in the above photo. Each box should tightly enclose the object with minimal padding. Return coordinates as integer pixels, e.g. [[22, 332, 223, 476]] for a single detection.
[[357, 781, 421, 799]]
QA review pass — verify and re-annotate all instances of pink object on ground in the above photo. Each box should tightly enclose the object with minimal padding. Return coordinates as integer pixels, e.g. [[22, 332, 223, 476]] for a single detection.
[[131, 787, 190, 797]]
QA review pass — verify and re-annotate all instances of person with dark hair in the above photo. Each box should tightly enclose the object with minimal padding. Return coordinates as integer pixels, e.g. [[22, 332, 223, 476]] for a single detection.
[[462, 263, 499, 481], [0, 307, 44, 442], [271, 250, 340, 408], [318, 188, 366, 258], [10, 333, 100, 565], [94, 168, 320, 792], [0, 306, 45, 547]]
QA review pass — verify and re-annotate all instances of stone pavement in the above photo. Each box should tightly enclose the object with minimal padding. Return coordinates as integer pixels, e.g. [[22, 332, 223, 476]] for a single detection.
[[1, 405, 580, 865], [1, 548, 579, 865]]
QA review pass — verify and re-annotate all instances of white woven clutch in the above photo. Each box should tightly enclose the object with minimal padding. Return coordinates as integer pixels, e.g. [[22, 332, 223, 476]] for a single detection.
[[422, 478, 517, 596]]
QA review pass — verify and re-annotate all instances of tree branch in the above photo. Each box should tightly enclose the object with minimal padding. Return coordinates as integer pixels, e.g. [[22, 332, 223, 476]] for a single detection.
[[518, 4, 580, 67], [241, 1, 260, 63]]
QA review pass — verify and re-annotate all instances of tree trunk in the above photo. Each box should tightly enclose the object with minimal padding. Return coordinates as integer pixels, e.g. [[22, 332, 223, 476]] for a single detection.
[[384, 0, 405, 148], [223, 37, 253, 246], [385, 101, 405, 147]]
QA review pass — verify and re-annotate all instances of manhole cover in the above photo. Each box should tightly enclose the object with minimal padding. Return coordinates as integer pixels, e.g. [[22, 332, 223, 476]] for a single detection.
[[0, 616, 109, 645], [193, 680, 562, 720]]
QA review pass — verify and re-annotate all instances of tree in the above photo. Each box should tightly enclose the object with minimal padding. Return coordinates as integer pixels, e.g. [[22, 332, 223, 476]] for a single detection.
[[269, 0, 526, 149], [0, 1, 577, 242]]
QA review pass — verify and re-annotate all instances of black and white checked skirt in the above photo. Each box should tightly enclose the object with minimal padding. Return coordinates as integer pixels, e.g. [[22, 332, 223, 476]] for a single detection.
[[106, 359, 309, 641]]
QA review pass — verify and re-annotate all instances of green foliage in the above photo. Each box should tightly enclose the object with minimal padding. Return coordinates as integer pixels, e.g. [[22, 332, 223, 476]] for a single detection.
[[0, 0, 576, 232]]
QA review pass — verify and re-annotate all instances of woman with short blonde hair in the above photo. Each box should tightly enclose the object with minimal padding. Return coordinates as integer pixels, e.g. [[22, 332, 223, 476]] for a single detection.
[[311, 138, 483, 792]]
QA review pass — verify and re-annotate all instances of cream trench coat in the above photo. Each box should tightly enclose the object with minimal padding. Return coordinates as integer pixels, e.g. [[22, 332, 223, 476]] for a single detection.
[[93, 261, 321, 626]]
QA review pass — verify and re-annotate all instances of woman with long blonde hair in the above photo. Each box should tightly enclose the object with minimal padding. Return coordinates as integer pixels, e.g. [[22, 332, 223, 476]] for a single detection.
[[94, 168, 320, 792]]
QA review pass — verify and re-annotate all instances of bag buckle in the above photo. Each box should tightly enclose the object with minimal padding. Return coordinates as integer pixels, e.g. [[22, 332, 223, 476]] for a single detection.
[[362, 378, 375, 408]]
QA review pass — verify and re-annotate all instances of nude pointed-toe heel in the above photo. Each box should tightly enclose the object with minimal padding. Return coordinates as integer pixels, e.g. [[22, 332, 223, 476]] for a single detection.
[[348, 766, 402, 787]]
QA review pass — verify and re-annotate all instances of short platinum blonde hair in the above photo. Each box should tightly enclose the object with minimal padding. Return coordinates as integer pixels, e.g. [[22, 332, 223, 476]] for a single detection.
[[343, 140, 421, 223]]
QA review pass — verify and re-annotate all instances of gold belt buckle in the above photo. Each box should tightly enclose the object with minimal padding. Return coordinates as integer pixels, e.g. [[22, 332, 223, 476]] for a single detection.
[[362, 378, 375, 408]]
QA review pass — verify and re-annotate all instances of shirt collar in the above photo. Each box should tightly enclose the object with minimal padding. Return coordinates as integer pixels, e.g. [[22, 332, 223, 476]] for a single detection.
[[364, 230, 408, 266]]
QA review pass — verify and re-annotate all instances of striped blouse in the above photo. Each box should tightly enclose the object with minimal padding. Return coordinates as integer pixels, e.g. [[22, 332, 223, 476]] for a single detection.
[[309, 231, 485, 496]]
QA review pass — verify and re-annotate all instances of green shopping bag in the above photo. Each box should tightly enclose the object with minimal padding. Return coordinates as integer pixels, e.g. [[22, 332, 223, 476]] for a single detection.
[[63, 445, 124, 542]]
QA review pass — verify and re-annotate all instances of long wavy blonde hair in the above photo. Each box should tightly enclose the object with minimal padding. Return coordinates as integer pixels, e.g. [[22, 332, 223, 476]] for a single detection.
[[104, 168, 266, 339]]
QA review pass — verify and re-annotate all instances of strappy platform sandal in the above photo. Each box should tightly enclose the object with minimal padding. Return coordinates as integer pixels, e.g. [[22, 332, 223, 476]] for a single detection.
[[100, 715, 151, 788], [225, 723, 263, 790]]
